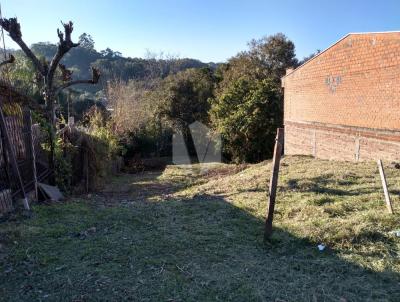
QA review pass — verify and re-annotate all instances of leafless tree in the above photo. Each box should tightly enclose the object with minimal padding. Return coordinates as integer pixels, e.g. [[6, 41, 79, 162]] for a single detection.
[[0, 17, 100, 176], [106, 79, 155, 135]]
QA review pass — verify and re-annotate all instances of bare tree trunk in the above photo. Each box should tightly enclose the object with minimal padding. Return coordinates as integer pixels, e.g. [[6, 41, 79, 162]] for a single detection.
[[43, 89, 56, 184], [0, 17, 100, 187]]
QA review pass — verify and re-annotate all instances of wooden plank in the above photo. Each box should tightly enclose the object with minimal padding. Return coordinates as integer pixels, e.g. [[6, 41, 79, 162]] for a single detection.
[[377, 159, 393, 214], [37, 182, 63, 202], [264, 128, 284, 240], [0, 129, 10, 183]]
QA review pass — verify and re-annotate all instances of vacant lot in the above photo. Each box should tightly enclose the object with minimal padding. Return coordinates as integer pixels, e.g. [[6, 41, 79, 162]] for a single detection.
[[1, 156, 399, 301]]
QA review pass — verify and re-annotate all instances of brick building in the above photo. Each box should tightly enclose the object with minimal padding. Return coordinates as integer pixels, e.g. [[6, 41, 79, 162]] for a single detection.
[[282, 32, 400, 161]]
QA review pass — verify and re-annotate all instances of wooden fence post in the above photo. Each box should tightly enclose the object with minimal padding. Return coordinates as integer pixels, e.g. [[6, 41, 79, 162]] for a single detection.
[[377, 159, 393, 214], [24, 110, 38, 201], [264, 128, 284, 240]]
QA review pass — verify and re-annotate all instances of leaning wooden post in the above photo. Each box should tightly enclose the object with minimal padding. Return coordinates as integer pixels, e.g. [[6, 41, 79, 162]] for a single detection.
[[264, 128, 284, 240], [377, 159, 393, 214]]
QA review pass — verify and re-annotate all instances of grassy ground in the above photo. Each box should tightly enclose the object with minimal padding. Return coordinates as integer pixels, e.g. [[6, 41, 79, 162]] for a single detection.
[[0, 156, 399, 301]]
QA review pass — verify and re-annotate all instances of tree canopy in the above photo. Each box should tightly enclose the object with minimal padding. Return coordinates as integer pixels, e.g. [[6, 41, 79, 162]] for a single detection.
[[5, 30, 301, 164], [210, 33, 297, 162]]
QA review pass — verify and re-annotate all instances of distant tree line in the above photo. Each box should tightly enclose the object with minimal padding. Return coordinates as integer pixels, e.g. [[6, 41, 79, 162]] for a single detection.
[[5, 33, 216, 123], [6, 31, 318, 164], [7, 33, 213, 94], [106, 33, 312, 163]]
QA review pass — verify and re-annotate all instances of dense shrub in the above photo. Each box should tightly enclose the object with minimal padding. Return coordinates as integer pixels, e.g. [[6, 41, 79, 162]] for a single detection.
[[210, 33, 296, 162], [210, 77, 282, 163], [55, 107, 123, 192], [106, 68, 215, 160]]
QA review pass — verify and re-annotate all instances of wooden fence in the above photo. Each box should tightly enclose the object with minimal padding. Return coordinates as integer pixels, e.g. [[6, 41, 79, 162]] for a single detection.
[[0, 106, 49, 213]]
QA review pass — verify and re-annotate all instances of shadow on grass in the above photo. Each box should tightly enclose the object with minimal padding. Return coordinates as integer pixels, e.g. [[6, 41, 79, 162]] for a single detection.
[[0, 186, 399, 301], [96, 169, 188, 203], [282, 175, 377, 196], [99, 165, 244, 203]]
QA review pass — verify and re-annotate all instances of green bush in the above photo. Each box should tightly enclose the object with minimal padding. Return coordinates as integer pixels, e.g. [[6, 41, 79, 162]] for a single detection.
[[210, 33, 296, 163], [52, 107, 125, 193], [210, 77, 282, 163], [54, 136, 73, 193]]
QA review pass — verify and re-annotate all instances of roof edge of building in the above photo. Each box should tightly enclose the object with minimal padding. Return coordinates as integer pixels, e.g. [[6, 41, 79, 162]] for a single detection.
[[282, 34, 350, 79], [282, 31, 400, 79]]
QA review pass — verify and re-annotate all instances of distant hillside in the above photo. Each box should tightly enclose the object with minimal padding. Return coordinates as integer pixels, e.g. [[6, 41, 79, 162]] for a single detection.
[[9, 38, 218, 94]]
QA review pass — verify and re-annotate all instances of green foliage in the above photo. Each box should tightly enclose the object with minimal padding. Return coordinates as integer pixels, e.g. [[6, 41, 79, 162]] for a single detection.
[[54, 136, 73, 192], [102, 34, 296, 163], [107, 68, 215, 159], [86, 107, 123, 166], [210, 33, 297, 162], [47, 107, 124, 193], [93, 56, 211, 89], [57, 89, 105, 122], [145, 68, 215, 158], [157, 68, 215, 129], [122, 123, 173, 158], [298, 49, 321, 66], [78, 33, 95, 50], [6, 52, 42, 100], [7, 32, 300, 165], [40, 129, 74, 193], [9, 37, 215, 97], [247, 33, 298, 80], [211, 77, 282, 162], [31, 110, 48, 129]]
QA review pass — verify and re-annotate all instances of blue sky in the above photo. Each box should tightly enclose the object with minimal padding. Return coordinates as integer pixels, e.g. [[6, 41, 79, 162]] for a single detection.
[[2, 0, 399, 62]]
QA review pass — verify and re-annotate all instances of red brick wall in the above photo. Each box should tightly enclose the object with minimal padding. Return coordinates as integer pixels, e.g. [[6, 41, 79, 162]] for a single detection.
[[285, 121, 400, 161], [283, 32, 400, 161]]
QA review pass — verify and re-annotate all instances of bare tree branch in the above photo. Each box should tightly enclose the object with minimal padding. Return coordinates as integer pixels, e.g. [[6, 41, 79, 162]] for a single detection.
[[0, 16, 100, 181], [0, 18, 45, 75], [59, 63, 73, 81], [55, 67, 100, 94], [48, 21, 80, 87], [0, 53, 15, 68]]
